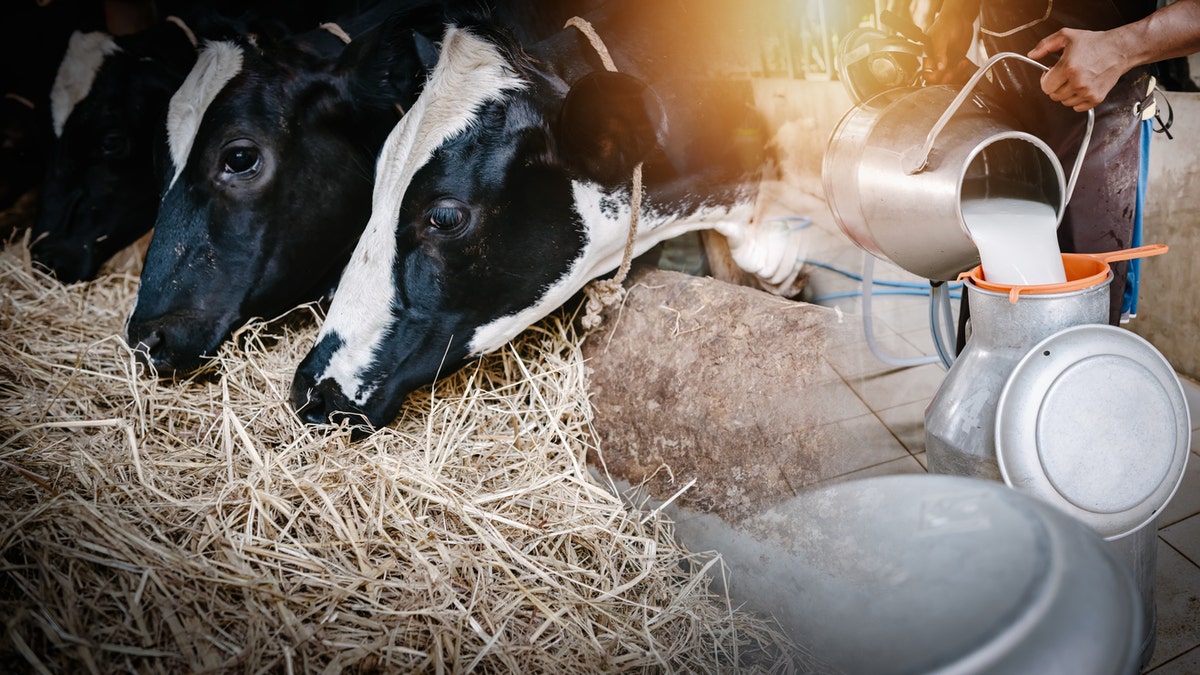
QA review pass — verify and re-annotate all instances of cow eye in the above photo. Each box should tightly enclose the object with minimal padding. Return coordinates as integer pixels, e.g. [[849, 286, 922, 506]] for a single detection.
[[424, 202, 469, 232], [100, 132, 129, 159], [221, 146, 261, 177]]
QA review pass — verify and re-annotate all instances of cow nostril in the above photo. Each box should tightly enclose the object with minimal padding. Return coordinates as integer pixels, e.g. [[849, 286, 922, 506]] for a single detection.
[[294, 385, 329, 426], [130, 329, 170, 374], [135, 330, 163, 354], [292, 377, 374, 434]]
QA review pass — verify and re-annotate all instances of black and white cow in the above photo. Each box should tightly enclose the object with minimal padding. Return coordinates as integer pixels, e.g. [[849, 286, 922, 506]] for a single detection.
[[29, 19, 199, 282], [123, 1, 455, 375], [291, 1, 805, 430], [26, 2, 360, 282], [124, 0, 603, 376], [0, 0, 105, 213]]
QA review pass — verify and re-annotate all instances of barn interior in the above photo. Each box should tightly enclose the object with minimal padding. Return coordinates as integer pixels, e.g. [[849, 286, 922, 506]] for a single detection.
[[2, 0, 1200, 673]]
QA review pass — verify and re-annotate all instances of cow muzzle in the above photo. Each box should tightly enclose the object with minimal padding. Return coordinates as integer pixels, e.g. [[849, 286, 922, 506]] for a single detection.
[[290, 370, 375, 435], [125, 315, 218, 376], [30, 240, 99, 284]]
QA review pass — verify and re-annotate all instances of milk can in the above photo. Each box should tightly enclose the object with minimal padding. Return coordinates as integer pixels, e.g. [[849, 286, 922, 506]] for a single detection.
[[925, 246, 1190, 668], [823, 53, 1091, 280]]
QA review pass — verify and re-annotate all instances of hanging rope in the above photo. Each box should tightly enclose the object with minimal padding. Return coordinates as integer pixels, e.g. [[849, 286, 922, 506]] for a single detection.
[[319, 22, 352, 45], [318, 23, 405, 115], [565, 16, 646, 331], [4, 93, 35, 109], [165, 15, 197, 48]]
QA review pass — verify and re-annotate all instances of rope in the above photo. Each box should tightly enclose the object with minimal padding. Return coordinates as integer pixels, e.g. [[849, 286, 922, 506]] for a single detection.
[[319, 22, 405, 115], [320, 22, 352, 45], [165, 15, 197, 48], [564, 16, 616, 72], [580, 166, 643, 330], [4, 93, 35, 109], [566, 16, 645, 331]]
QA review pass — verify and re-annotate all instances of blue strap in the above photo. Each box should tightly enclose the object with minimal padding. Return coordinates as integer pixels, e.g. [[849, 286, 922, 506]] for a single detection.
[[1123, 118, 1151, 317]]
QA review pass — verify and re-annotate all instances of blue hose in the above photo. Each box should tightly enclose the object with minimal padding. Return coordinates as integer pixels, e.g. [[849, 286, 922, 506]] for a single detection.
[[813, 289, 962, 303], [806, 259, 963, 291], [1122, 117, 1151, 320]]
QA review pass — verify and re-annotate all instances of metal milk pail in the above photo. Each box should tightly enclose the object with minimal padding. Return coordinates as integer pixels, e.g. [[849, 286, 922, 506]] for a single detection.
[[924, 277, 1110, 480], [925, 246, 1189, 669], [823, 53, 1091, 281]]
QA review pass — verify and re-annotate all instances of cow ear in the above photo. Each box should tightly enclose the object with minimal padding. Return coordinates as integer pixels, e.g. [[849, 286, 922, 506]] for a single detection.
[[119, 19, 198, 95], [339, 14, 443, 114], [556, 71, 666, 187]]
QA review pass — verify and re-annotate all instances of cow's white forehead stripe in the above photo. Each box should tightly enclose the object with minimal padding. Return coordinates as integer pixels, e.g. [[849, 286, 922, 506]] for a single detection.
[[166, 41, 243, 190], [315, 27, 526, 404], [50, 31, 121, 137]]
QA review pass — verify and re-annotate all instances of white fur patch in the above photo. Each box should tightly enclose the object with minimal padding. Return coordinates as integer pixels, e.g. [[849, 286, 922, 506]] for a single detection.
[[166, 41, 243, 190], [315, 27, 527, 404], [50, 31, 121, 137], [468, 182, 755, 355]]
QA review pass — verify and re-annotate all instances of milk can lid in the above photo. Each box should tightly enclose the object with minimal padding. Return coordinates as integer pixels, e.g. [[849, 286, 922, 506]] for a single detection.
[[995, 324, 1191, 540]]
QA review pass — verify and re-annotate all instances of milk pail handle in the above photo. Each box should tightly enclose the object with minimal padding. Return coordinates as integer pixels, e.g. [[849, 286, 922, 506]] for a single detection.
[[904, 52, 1094, 204]]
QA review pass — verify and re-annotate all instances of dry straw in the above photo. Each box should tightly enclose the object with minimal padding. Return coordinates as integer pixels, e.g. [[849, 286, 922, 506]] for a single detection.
[[0, 240, 812, 673]]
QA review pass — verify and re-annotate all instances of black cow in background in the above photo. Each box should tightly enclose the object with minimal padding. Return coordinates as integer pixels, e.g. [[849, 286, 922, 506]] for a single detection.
[[18, 0, 362, 282], [0, 0, 104, 218], [29, 14, 199, 281]]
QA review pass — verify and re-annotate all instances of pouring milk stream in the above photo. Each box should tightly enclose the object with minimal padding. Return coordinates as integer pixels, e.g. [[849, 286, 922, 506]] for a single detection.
[[962, 196, 1067, 285]]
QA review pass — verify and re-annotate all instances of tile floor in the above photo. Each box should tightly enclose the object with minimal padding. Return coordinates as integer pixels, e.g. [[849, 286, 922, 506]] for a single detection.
[[776, 194, 1200, 673]]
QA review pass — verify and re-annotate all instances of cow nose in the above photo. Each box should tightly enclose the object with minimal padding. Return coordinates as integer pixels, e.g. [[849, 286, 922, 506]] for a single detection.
[[134, 329, 163, 354], [30, 241, 94, 284], [126, 319, 202, 376], [292, 373, 365, 428], [129, 326, 168, 373]]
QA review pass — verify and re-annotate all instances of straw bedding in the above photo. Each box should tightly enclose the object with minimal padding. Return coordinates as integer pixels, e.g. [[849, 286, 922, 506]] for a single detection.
[[0, 238, 809, 674]]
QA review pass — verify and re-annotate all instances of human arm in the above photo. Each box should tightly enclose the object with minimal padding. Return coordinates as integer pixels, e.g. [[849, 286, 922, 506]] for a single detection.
[[1029, 0, 1200, 111]]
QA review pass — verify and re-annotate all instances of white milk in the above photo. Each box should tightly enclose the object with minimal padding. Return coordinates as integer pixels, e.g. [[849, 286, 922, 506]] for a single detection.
[[961, 197, 1067, 285]]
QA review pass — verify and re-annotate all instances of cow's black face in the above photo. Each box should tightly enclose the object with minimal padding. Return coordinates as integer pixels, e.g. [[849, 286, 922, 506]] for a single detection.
[[32, 50, 176, 282], [127, 25, 426, 375], [294, 97, 588, 429], [129, 70, 373, 372], [292, 25, 667, 431]]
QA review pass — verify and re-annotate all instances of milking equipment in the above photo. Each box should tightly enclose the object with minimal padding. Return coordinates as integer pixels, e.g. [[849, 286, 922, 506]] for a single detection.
[[821, 22, 1191, 669]]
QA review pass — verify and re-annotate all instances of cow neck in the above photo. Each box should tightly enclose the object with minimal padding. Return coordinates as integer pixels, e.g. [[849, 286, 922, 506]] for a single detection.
[[565, 16, 643, 331]]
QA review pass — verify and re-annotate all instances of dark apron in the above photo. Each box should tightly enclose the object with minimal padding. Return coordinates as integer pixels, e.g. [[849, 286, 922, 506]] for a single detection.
[[975, 0, 1157, 324]]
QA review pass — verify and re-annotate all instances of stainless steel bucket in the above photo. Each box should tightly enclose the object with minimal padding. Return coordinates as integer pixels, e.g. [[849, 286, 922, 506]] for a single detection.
[[823, 53, 1092, 280], [925, 254, 1191, 669], [924, 277, 1111, 480]]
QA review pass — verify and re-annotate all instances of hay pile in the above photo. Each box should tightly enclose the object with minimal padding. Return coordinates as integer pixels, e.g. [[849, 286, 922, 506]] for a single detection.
[[0, 240, 809, 673]]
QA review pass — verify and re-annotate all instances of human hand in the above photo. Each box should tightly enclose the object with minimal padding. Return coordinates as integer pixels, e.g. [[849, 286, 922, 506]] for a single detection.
[[1029, 28, 1129, 111], [715, 217, 809, 292], [923, 3, 978, 84]]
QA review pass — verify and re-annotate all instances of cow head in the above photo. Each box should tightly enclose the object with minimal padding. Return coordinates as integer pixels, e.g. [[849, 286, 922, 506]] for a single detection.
[[291, 23, 695, 431], [30, 24, 196, 282], [125, 15, 439, 375]]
